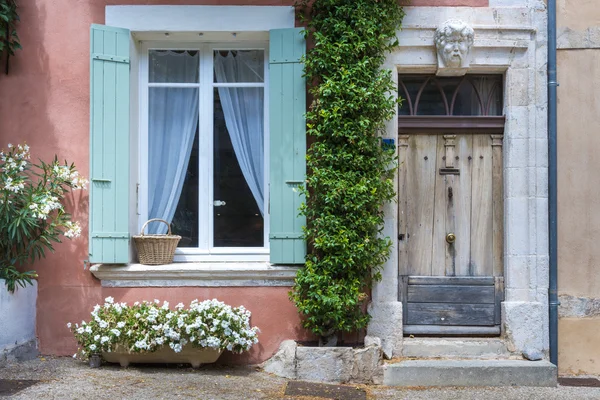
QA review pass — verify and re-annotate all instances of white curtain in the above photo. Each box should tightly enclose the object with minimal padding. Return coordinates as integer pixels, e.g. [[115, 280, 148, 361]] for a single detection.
[[148, 51, 199, 234], [214, 51, 265, 216], [472, 77, 500, 116]]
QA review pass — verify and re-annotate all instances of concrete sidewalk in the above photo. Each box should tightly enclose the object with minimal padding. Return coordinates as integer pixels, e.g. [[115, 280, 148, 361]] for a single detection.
[[1, 357, 599, 399]]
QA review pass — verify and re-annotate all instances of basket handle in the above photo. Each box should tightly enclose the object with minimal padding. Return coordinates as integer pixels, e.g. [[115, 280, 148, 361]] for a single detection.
[[140, 218, 172, 236]]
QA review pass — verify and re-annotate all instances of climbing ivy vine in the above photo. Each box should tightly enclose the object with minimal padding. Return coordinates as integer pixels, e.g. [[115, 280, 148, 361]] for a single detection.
[[0, 0, 20, 74], [291, 0, 405, 343]]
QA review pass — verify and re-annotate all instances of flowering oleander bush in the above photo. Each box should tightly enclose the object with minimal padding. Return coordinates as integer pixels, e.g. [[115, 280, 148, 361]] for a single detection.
[[0, 143, 87, 292], [69, 297, 260, 360]]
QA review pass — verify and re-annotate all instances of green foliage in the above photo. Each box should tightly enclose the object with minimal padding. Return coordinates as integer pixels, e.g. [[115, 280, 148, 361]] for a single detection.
[[0, 143, 87, 292], [291, 0, 405, 338], [0, 0, 20, 74]]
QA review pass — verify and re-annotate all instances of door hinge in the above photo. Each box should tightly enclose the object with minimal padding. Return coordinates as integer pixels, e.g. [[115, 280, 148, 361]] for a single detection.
[[136, 183, 140, 216]]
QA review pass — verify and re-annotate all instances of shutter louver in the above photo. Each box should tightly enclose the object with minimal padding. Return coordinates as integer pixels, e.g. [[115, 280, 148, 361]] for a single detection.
[[89, 24, 131, 264], [269, 28, 307, 264]]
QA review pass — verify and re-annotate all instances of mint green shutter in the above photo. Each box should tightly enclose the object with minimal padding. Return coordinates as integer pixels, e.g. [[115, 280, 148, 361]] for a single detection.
[[89, 24, 130, 264], [269, 28, 306, 264]]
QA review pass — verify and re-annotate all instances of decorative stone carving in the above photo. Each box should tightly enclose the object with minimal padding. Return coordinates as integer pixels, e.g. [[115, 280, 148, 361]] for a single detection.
[[434, 19, 474, 76]]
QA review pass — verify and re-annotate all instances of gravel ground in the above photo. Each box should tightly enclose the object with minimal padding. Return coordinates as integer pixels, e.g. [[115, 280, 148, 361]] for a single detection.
[[1, 357, 600, 399]]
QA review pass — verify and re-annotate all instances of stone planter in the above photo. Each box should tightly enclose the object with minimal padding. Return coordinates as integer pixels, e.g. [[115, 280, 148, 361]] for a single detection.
[[262, 337, 384, 384], [102, 344, 222, 368], [0, 279, 38, 365]]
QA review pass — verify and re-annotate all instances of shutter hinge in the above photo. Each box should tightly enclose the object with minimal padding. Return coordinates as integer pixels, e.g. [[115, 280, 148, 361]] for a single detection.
[[269, 233, 303, 239], [92, 232, 129, 238], [92, 53, 130, 64]]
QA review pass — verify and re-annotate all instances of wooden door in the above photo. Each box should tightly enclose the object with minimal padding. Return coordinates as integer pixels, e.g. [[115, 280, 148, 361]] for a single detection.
[[398, 133, 504, 335]]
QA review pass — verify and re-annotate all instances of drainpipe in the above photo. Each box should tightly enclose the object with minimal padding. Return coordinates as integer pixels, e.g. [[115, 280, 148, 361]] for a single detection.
[[547, 0, 559, 367]]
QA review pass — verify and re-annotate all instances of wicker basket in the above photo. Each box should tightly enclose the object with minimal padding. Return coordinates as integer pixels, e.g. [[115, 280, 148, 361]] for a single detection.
[[133, 219, 181, 265]]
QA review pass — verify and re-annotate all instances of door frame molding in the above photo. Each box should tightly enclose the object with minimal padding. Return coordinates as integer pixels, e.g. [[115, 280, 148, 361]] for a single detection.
[[367, 5, 549, 359]]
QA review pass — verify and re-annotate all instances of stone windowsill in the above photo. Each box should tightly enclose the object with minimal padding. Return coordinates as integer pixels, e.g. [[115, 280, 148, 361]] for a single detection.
[[89, 262, 300, 287]]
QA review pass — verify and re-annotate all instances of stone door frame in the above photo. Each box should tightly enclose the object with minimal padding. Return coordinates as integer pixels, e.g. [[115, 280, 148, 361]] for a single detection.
[[367, 4, 549, 359]]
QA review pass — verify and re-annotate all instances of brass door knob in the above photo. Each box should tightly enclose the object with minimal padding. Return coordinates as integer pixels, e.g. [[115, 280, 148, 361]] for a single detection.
[[446, 233, 456, 244]]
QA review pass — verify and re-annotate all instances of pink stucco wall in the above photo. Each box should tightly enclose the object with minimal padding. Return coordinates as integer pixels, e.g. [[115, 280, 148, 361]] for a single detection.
[[0, 0, 487, 363]]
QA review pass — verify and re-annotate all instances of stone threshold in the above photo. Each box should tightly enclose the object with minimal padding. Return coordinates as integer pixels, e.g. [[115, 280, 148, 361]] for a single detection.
[[400, 337, 516, 359]]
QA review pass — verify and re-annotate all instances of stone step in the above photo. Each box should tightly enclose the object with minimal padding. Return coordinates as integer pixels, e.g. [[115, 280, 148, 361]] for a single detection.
[[401, 337, 513, 359], [383, 359, 557, 387]]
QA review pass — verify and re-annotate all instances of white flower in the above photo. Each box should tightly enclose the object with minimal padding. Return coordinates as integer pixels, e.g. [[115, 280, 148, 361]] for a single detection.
[[161, 301, 169, 310], [76, 327, 85, 334], [85, 326, 92, 333], [99, 320, 108, 329], [175, 302, 184, 310], [67, 322, 72, 328], [94, 335, 100, 341], [64, 221, 82, 238], [72, 353, 77, 359], [117, 321, 125, 328], [110, 329, 121, 337], [169, 343, 183, 353], [101, 336, 109, 344], [89, 344, 97, 351], [105, 296, 114, 304], [135, 313, 141, 318], [7, 143, 12, 148]]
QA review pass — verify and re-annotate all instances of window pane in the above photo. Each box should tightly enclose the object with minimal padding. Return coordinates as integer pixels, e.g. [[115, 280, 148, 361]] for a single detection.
[[415, 78, 447, 115], [147, 87, 199, 247], [399, 76, 427, 116], [472, 76, 503, 116], [170, 128, 199, 248], [149, 50, 199, 83], [213, 88, 264, 247], [214, 50, 264, 83], [451, 80, 481, 116]]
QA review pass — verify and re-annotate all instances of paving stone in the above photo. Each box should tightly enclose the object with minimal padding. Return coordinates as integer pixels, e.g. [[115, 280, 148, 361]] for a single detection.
[[0, 380, 39, 396], [284, 381, 366, 400]]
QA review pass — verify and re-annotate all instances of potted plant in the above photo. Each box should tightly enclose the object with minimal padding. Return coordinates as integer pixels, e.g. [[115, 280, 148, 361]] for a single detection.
[[69, 297, 260, 368], [0, 143, 86, 360]]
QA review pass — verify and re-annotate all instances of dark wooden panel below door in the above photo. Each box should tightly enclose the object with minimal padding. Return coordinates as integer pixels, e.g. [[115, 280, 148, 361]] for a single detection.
[[403, 325, 500, 336], [406, 303, 495, 326], [408, 276, 495, 286], [408, 285, 495, 304]]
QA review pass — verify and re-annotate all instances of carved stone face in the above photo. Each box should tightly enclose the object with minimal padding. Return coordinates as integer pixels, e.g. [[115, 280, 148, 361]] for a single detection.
[[440, 31, 469, 68], [435, 20, 474, 70]]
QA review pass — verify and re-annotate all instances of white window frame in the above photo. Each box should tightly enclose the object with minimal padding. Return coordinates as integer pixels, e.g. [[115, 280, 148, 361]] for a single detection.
[[138, 41, 270, 262]]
